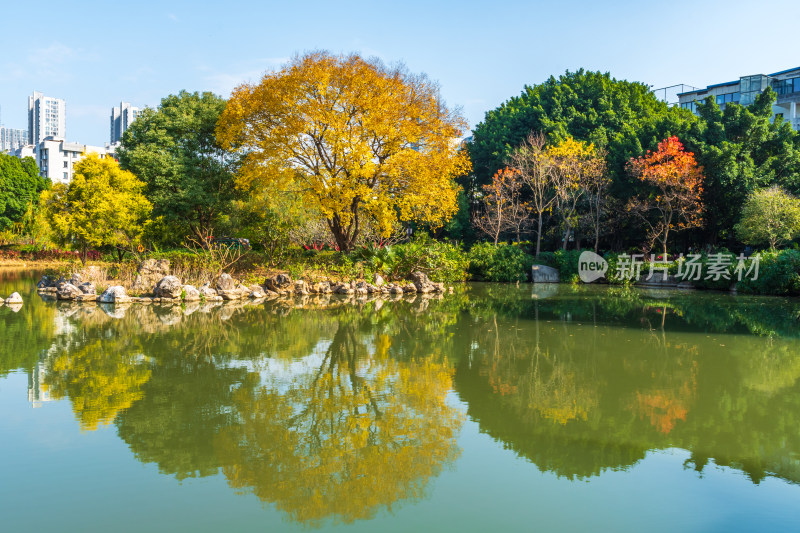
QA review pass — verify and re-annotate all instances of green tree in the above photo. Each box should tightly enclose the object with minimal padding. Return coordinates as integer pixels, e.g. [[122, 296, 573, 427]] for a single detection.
[[41, 154, 151, 261], [117, 91, 242, 246], [0, 153, 49, 232], [688, 89, 800, 243], [468, 69, 690, 195], [735, 186, 800, 250]]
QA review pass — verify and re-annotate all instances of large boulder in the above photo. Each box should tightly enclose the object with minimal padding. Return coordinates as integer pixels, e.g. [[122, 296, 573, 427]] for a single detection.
[[199, 283, 223, 301], [410, 271, 435, 293], [37, 276, 55, 289], [5, 292, 23, 304], [264, 273, 292, 292], [132, 259, 170, 293], [78, 282, 97, 295], [373, 274, 385, 287], [248, 285, 267, 299], [153, 276, 183, 299], [531, 264, 559, 283], [183, 285, 201, 301], [215, 273, 237, 292], [57, 283, 83, 300], [99, 286, 131, 303], [68, 273, 82, 286]]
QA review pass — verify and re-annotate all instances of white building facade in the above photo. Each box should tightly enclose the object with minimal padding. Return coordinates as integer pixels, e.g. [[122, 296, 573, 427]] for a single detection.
[[110, 101, 141, 144], [15, 137, 111, 184], [28, 91, 66, 144], [0, 127, 28, 153], [678, 66, 800, 131]]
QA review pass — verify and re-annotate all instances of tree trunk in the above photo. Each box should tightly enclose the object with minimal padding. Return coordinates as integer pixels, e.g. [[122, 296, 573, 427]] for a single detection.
[[535, 212, 543, 258]]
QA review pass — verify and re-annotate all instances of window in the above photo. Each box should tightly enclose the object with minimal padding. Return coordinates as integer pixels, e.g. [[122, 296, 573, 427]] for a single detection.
[[63, 161, 68, 168]]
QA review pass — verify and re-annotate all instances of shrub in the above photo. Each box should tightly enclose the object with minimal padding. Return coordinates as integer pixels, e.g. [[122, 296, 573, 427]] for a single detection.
[[737, 249, 800, 296], [553, 250, 582, 280], [468, 242, 533, 282]]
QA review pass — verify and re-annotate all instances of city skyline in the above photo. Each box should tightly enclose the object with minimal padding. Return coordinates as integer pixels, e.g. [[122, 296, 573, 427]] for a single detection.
[[1, 0, 799, 146]]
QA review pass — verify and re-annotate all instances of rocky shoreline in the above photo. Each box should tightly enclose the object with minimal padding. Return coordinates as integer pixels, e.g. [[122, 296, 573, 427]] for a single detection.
[[34, 259, 452, 307]]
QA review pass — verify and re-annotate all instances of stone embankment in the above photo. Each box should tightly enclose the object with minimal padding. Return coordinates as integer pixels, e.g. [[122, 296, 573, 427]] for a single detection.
[[36, 260, 450, 306]]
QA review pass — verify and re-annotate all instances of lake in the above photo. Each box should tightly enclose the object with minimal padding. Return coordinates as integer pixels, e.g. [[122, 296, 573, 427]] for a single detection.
[[2, 269, 800, 532]]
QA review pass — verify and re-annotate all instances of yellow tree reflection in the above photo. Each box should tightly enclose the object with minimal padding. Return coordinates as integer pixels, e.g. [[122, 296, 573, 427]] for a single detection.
[[43, 337, 152, 431], [215, 324, 463, 525]]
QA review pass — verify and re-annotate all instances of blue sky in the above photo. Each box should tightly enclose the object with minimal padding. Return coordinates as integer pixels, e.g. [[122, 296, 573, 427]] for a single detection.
[[2, 0, 799, 146]]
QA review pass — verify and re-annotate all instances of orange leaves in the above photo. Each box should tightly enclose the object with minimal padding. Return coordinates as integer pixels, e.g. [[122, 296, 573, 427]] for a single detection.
[[626, 136, 705, 254]]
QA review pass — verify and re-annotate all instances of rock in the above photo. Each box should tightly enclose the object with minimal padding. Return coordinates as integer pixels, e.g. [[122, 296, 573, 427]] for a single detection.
[[334, 283, 354, 295], [374, 274, 385, 287], [54, 276, 68, 289], [215, 273, 236, 292], [402, 283, 418, 293], [37, 275, 55, 289], [311, 281, 331, 294], [389, 285, 403, 295], [69, 273, 82, 286], [237, 284, 252, 297], [78, 282, 96, 295], [154, 276, 183, 299], [366, 284, 379, 294], [432, 282, 445, 293], [199, 284, 223, 301], [531, 264, 559, 283], [410, 271, 435, 293], [264, 273, 292, 292], [6, 303, 22, 313], [99, 286, 131, 303], [57, 283, 83, 300], [249, 286, 267, 299], [132, 259, 170, 293], [5, 292, 23, 304], [75, 293, 97, 302], [183, 285, 201, 301]]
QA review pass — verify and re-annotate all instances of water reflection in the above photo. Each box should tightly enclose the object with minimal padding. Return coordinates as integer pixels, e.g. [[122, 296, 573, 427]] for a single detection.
[[3, 275, 800, 525]]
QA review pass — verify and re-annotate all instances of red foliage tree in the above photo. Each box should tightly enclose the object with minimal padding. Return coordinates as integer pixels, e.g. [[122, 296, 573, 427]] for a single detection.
[[626, 136, 704, 257]]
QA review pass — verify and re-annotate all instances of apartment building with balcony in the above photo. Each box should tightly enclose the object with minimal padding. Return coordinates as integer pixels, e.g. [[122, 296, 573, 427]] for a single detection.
[[677, 66, 800, 130]]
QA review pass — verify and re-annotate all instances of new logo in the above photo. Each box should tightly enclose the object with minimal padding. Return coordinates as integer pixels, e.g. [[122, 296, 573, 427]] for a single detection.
[[578, 251, 608, 283]]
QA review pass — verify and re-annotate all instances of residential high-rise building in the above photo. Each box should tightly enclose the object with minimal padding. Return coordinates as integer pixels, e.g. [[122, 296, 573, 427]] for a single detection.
[[677, 66, 800, 131], [28, 91, 66, 145], [0, 127, 28, 153], [110, 101, 141, 144]]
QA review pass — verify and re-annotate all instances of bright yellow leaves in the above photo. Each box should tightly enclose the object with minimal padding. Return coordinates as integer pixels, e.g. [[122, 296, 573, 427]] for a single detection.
[[216, 52, 471, 251], [41, 154, 151, 258], [43, 338, 152, 431], [214, 323, 463, 526]]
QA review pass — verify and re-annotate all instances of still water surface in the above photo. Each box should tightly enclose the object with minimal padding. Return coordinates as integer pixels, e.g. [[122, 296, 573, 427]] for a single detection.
[[1, 269, 800, 531]]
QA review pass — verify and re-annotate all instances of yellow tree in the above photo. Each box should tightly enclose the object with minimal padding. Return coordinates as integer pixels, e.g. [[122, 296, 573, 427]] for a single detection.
[[547, 137, 603, 250], [41, 154, 152, 261], [216, 51, 471, 252], [214, 323, 463, 525]]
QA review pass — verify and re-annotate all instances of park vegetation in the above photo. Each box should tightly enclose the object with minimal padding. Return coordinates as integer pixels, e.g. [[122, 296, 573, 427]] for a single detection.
[[1, 56, 799, 293]]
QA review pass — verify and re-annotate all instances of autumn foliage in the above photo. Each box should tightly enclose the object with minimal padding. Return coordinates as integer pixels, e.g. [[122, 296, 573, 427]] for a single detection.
[[216, 52, 470, 252], [626, 136, 704, 256]]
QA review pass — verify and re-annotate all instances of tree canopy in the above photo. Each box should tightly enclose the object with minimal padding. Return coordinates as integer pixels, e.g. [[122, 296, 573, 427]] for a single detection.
[[41, 154, 151, 260], [117, 90, 242, 245], [735, 186, 800, 250], [217, 51, 471, 252], [0, 153, 49, 231]]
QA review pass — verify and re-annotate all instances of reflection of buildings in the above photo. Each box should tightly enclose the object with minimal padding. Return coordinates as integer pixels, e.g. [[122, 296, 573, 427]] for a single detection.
[[27, 360, 51, 408]]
